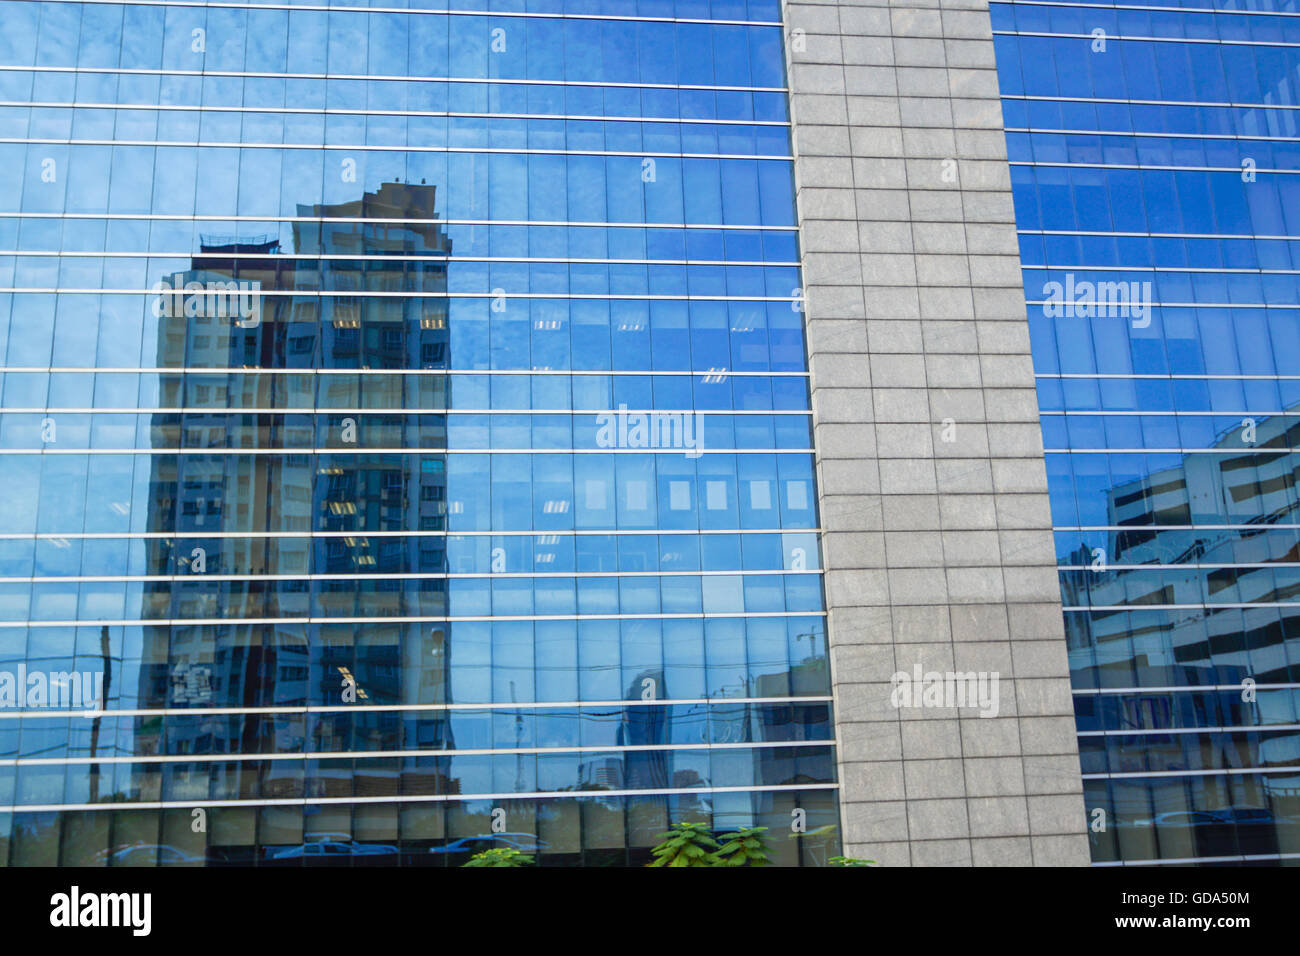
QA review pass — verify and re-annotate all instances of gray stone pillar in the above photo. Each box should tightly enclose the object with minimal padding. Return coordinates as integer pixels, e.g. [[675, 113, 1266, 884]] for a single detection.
[[782, 0, 1091, 866]]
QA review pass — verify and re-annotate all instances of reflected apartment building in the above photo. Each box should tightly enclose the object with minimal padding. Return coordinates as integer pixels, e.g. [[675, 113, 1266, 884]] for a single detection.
[[127, 183, 460, 863], [1061, 406, 1300, 862]]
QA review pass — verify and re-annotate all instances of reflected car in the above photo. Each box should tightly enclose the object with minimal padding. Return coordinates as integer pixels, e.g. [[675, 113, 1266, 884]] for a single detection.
[[1142, 811, 1228, 828], [1216, 807, 1279, 854], [429, 833, 549, 854], [1215, 807, 1274, 826], [96, 844, 207, 866], [267, 839, 400, 860], [1136, 809, 1275, 858]]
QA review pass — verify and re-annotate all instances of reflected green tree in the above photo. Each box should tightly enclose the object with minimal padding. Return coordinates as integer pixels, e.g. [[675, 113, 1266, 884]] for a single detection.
[[646, 822, 721, 867], [714, 826, 771, 867], [462, 847, 534, 867]]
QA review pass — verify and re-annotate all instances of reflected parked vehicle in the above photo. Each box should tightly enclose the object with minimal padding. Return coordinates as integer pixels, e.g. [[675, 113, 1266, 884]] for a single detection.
[[1141, 811, 1226, 829], [266, 839, 400, 861], [1135, 807, 1280, 857], [95, 843, 207, 867], [429, 833, 549, 855], [1214, 807, 1279, 854]]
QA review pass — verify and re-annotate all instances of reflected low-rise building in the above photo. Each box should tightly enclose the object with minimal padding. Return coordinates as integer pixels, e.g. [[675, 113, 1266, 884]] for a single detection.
[[1058, 406, 1300, 862]]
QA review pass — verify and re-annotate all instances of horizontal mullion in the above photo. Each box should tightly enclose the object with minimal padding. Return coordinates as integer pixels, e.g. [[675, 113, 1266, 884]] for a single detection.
[[1058, 562, 1300, 569], [0, 251, 803, 266], [1073, 681, 1300, 693], [1023, 264, 1300, 275], [0, 101, 791, 126], [0, 738, 838, 768], [1064, 600, 1300, 608], [0, 288, 803, 300], [0, 782, 839, 814], [0, 65, 787, 94], [996, 0, 1300, 19], [0, 212, 800, 230], [0, 367, 811, 376], [0, 529, 823, 539], [1005, 92, 1300, 111], [994, 27, 1300, 46], [14, 0, 784, 28], [1008, 125, 1300, 143], [1020, 228, 1300, 239], [0, 447, 818, 454], [0, 407, 814, 415], [1082, 766, 1300, 779], [1036, 373, 1300, 380], [1011, 160, 1300, 173], [1093, 852, 1300, 866], [0, 694, 835, 719], [1045, 447, 1299, 453], [0, 569, 825, 582], [1079, 723, 1300, 736], [0, 611, 829, 627], [0, 136, 795, 160], [1054, 523, 1300, 530], [1026, 298, 1299, 307], [1041, 409, 1300, 414]]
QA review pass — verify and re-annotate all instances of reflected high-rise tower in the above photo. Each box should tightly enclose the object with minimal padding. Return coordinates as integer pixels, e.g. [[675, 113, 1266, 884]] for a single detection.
[[127, 183, 455, 862]]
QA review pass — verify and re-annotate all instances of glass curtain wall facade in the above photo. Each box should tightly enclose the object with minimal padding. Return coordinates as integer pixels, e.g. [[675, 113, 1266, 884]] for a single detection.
[[0, 0, 840, 866], [993, 0, 1300, 863]]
